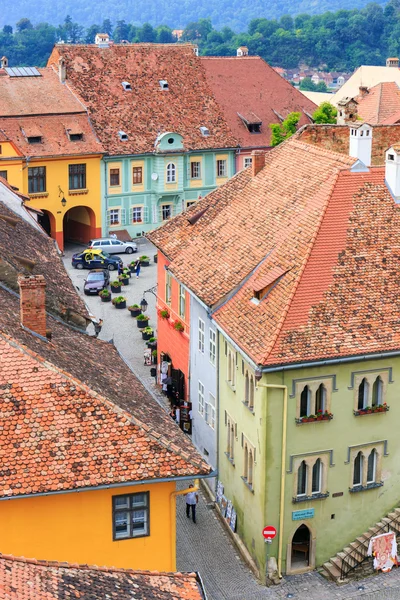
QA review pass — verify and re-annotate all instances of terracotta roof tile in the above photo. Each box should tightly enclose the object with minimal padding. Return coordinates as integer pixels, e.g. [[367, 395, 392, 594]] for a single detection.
[[0, 553, 206, 599], [356, 82, 400, 124]]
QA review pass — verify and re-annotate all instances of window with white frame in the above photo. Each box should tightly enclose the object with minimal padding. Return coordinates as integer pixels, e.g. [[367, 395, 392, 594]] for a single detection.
[[244, 157, 253, 168], [186, 200, 196, 209], [112, 492, 149, 540], [165, 271, 172, 304], [217, 159, 227, 177], [179, 285, 185, 318], [198, 381, 205, 416], [161, 204, 172, 221], [244, 371, 255, 410], [297, 460, 308, 496], [225, 412, 236, 462], [354, 372, 388, 412], [166, 163, 176, 183], [227, 348, 236, 387], [357, 378, 369, 410], [198, 318, 205, 353], [131, 206, 143, 223], [293, 453, 329, 501], [108, 208, 121, 226], [296, 378, 333, 420], [191, 161, 201, 179], [205, 393, 215, 429], [351, 445, 382, 490], [242, 436, 255, 489], [109, 168, 120, 187], [209, 329, 216, 366]]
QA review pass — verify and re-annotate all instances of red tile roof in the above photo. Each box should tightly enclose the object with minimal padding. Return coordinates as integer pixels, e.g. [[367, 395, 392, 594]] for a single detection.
[[0, 332, 209, 497], [356, 82, 400, 124], [47, 44, 239, 154], [200, 57, 317, 147], [151, 139, 400, 366], [0, 554, 206, 599]]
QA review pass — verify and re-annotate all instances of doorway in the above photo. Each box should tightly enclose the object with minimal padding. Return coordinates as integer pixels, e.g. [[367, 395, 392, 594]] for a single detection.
[[291, 524, 310, 569]]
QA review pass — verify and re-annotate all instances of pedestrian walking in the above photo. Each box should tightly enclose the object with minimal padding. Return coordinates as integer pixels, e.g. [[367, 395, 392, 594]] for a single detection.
[[117, 262, 123, 276], [135, 259, 141, 279], [185, 484, 198, 523]]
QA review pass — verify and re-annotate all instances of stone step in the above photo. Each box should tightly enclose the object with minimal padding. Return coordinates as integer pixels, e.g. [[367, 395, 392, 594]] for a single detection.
[[348, 543, 367, 561], [338, 551, 359, 568], [322, 561, 341, 581]]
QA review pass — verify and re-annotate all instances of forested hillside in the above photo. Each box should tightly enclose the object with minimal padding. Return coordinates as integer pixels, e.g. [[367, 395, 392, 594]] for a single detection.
[[1, 2, 400, 71]]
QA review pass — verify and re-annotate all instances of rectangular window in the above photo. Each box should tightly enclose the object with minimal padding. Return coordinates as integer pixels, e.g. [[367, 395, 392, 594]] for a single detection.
[[198, 381, 205, 416], [108, 209, 120, 225], [205, 393, 215, 429], [217, 159, 227, 177], [209, 329, 216, 366], [226, 414, 236, 462], [165, 271, 172, 304], [131, 206, 143, 223], [186, 201, 196, 209], [198, 318, 205, 353], [162, 204, 172, 221], [110, 168, 120, 187], [191, 161, 201, 179], [179, 284, 185, 318], [0, 170, 7, 180], [133, 166, 143, 185], [68, 164, 86, 190], [28, 166, 46, 193], [113, 492, 149, 540], [244, 157, 252, 168]]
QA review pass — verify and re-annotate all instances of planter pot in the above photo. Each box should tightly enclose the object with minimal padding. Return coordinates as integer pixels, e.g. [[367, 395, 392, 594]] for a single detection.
[[142, 331, 153, 340], [141, 260, 150, 267], [152, 355, 157, 364], [137, 319, 149, 329], [129, 265, 136, 274], [154, 254, 158, 264], [120, 279, 130, 286], [129, 308, 142, 318], [100, 295, 112, 303], [150, 367, 157, 377], [111, 285, 121, 293], [147, 341, 157, 349], [114, 301, 126, 309]]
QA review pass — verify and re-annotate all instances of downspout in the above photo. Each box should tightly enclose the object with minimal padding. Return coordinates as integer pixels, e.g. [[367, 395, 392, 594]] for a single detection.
[[170, 479, 199, 570], [256, 382, 287, 579]]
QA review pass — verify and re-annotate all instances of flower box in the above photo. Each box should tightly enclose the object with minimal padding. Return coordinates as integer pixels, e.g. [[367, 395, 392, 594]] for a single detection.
[[296, 413, 333, 424], [354, 404, 389, 417]]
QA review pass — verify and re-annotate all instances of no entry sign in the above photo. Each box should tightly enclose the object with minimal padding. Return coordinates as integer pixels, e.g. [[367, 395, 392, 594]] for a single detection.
[[262, 526, 277, 540]]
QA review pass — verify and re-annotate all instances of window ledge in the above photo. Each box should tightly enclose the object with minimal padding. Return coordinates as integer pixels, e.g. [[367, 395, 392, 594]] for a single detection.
[[353, 405, 389, 416], [29, 192, 48, 198], [241, 477, 254, 493], [242, 401, 255, 414], [69, 188, 89, 195], [226, 381, 236, 393], [292, 492, 329, 503], [224, 452, 235, 466], [296, 414, 333, 424], [349, 482, 383, 493]]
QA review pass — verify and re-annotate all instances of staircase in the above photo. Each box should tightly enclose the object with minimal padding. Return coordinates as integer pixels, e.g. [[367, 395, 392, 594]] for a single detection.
[[321, 507, 400, 583]]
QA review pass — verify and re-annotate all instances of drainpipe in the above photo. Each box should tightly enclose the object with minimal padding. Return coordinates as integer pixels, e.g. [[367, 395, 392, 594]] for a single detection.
[[170, 479, 199, 569], [256, 382, 287, 579]]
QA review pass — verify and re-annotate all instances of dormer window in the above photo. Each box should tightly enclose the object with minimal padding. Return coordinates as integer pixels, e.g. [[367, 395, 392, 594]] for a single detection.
[[200, 126, 210, 137], [27, 136, 42, 144], [159, 80, 169, 90], [118, 131, 129, 141], [122, 81, 131, 91], [248, 123, 261, 133], [238, 112, 262, 134], [253, 267, 288, 301], [69, 133, 83, 142]]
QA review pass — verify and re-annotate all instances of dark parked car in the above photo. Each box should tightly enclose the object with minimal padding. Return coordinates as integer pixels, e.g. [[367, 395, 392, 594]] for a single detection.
[[83, 269, 110, 295], [72, 249, 122, 271]]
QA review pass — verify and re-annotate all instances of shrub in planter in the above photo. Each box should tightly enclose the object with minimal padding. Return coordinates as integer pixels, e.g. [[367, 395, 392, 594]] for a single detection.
[[129, 261, 137, 273], [142, 327, 153, 340], [119, 274, 130, 286], [123, 268, 131, 278], [136, 313, 150, 329], [112, 296, 127, 309], [154, 253, 158, 264], [159, 309, 170, 319], [99, 289, 111, 302], [151, 349, 157, 364], [173, 320, 184, 332], [111, 281, 121, 293], [140, 255, 150, 266], [128, 304, 142, 317]]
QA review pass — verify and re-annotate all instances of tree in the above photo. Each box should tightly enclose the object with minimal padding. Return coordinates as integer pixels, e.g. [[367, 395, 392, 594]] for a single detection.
[[85, 24, 100, 43], [16, 18, 33, 33], [138, 23, 155, 42], [269, 112, 301, 146], [113, 20, 130, 42], [312, 102, 337, 124], [3, 25, 13, 35], [156, 26, 174, 43], [102, 19, 113, 36], [299, 77, 316, 91], [315, 81, 328, 92]]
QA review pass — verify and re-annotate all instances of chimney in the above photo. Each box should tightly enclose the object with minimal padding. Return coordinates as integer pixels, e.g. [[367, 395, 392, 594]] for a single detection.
[[58, 58, 66, 84], [0, 56, 8, 69], [95, 33, 110, 48], [252, 150, 265, 177], [386, 57, 399, 68], [18, 275, 47, 337], [385, 144, 400, 203], [237, 46, 249, 57], [349, 123, 372, 167], [358, 86, 369, 98]]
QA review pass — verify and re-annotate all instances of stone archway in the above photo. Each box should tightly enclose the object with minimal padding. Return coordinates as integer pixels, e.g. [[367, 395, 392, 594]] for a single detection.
[[63, 205, 97, 247], [38, 209, 56, 238], [286, 521, 316, 574]]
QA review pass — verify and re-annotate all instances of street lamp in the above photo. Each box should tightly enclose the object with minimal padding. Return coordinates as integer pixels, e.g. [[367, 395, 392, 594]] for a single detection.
[[58, 185, 67, 207], [61, 196, 67, 207], [140, 297, 148, 313]]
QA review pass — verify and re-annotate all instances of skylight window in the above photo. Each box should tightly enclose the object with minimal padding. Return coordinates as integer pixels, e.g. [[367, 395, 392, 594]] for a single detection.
[[69, 133, 83, 142], [159, 80, 169, 90], [118, 131, 129, 141], [27, 136, 42, 144], [200, 126, 210, 137], [122, 81, 132, 91]]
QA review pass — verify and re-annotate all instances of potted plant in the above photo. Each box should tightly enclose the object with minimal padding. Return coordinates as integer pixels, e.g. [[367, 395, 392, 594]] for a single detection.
[[159, 308, 170, 319], [316, 410, 323, 421], [151, 349, 157, 364], [128, 304, 142, 317], [112, 295, 127, 309], [147, 337, 157, 349], [123, 267, 131, 278], [136, 313, 150, 329], [173, 320, 184, 332], [140, 255, 150, 267], [111, 280, 121, 293], [142, 326, 153, 340], [99, 289, 111, 302], [119, 273, 130, 286], [129, 261, 137, 274], [154, 253, 158, 264]]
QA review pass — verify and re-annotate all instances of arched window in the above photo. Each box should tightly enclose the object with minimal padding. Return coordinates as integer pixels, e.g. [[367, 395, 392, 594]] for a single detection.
[[367, 449, 377, 484], [227, 420, 231, 455], [372, 377, 383, 407], [300, 385, 311, 417], [231, 355, 236, 386], [230, 424, 235, 459], [244, 444, 248, 480], [315, 384, 326, 413], [248, 450, 253, 486], [353, 451, 363, 486], [245, 373, 249, 405], [358, 378, 369, 410], [228, 352, 232, 382], [166, 163, 176, 183], [297, 460, 307, 496], [312, 459, 322, 494], [249, 376, 254, 410]]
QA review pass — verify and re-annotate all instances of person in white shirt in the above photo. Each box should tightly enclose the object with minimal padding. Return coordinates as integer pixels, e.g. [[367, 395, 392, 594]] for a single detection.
[[185, 484, 198, 523]]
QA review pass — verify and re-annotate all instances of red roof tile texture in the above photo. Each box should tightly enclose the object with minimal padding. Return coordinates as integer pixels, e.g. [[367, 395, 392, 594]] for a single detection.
[[0, 332, 209, 497], [48, 44, 238, 154], [356, 82, 400, 124], [151, 139, 400, 366], [201, 57, 317, 147], [0, 554, 206, 599]]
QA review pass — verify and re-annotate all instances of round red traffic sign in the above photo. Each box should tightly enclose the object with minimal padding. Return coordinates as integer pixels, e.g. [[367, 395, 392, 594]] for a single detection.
[[262, 526, 277, 540]]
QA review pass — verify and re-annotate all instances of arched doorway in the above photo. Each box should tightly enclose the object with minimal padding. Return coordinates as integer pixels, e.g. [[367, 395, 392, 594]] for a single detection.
[[286, 522, 315, 574], [63, 205, 97, 247], [38, 209, 55, 238]]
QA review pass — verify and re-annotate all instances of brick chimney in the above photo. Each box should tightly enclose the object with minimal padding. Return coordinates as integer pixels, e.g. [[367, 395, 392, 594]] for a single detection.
[[58, 58, 66, 84], [18, 275, 47, 337], [359, 86, 369, 98], [252, 150, 265, 177]]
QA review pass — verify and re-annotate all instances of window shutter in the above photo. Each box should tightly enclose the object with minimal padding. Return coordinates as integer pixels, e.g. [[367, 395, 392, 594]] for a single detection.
[[152, 205, 157, 224], [143, 206, 149, 223], [241, 433, 244, 447], [106, 210, 112, 226], [129, 206, 133, 223], [120, 208, 126, 226]]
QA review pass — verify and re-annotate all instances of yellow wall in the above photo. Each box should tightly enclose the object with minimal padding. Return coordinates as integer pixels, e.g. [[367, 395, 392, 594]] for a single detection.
[[0, 481, 176, 571], [216, 153, 229, 186], [0, 141, 21, 158], [108, 161, 122, 195], [189, 156, 203, 188]]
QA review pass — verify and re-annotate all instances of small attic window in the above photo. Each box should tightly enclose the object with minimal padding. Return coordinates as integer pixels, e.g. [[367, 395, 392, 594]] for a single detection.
[[27, 136, 42, 144], [69, 132, 83, 141], [248, 123, 261, 133], [388, 153, 395, 161], [159, 80, 169, 90], [122, 81, 131, 91], [118, 131, 129, 141], [200, 126, 210, 137], [253, 268, 289, 302]]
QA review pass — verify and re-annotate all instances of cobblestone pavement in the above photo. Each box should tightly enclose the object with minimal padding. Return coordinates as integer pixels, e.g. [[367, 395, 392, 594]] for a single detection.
[[63, 241, 400, 600]]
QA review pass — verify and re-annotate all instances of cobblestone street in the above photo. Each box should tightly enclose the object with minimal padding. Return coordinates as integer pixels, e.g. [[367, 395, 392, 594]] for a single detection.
[[64, 240, 400, 600]]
